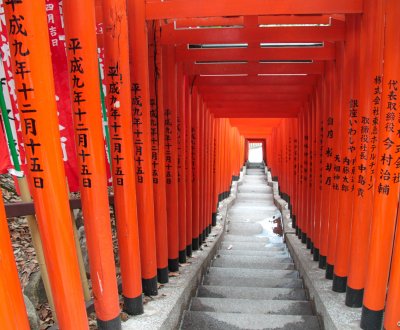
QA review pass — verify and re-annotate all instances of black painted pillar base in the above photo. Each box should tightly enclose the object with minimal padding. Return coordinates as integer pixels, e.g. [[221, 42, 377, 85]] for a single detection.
[[168, 258, 179, 272], [201, 229, 206, 242], [360, 306, 383, 330], [332, 275, 347, 292], [301, 232, 307, 244], [123, 294, 144, 315], [319, 255, 327, 269], [292, 215, 296, 229], [179, 249, 187, 264], [186, 244, 192, 257], [325, 263, 334, 280], [208, 224, 212, 235], [97, 315, 121, 330], [192, 237, 199, 251], [212, 213, 217, 226], [157, 267, 169, 284], [199, 231, 204, 243], [313, 248, 320, 261], [142, 276, 158, 296], [297, 228, 302, 239], [345, 287, 364, 308], [306, 237, 312, 249], [310, 241, 314, 253]]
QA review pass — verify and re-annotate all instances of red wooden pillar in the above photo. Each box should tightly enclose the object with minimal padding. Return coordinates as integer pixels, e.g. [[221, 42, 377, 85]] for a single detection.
[[346, 0, 384, 307], [333, 15, 360, 293], [325, 42, 344, 280], [127, 0, 158, 295], [219, 119, 226, 200], [148, 21, 169, 284], [361, 0, 400, 326], [306, 103, 314, 248], [199, 101, 206, 242], [244, 139, 249, 163], [204, 111, 211, 236], [291, 119, 299, 230], [296, 110, 305, 239], [312, 81, 323, 261], [191, 87, 200, 250], [208, 114, 216, 232], [0, 193, 30, 329], [3, 1, 89, 328], [301, 106, 310, 244], [64, 1, 121, 327], [177, 64, 187, 263], [185, 78, 193, 256], [163, 45, 180, 272], [319, 61, 335, 269], [212, 118, 221, 226], [103, 0, 143, 314]]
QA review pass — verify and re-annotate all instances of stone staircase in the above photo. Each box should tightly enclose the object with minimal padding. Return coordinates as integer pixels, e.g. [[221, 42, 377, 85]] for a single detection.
[[180, 167, 321, 330]]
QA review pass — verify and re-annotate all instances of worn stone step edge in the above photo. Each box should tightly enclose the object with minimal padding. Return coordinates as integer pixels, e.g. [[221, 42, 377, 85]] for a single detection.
[[180, 311, 321, 330], [189, 297, 314, 315]]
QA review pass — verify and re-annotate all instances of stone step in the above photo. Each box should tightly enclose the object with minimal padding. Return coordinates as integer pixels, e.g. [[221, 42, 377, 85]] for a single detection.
[[202, 275, 304, 289], [197, 285, 307, 301], [180, 311, 320, 330], [212, 259, 295, 270], [240, 185, 267, 189], [220, 242, 286, 251], [207, 267, 298, 279], [217, 249, 289, 257], [222, 235, 270, 243], [225, 223, 264, 236], [212, 258, 294, 270], [214, 254, 292, 263], [190, 298, 314, 315]]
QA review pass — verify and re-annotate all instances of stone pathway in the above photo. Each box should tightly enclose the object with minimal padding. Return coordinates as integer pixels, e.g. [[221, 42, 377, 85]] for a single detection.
[[180, 167, 321, 329]]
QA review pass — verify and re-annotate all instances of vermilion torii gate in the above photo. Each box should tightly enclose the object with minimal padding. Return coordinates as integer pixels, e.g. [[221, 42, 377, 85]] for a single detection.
[[1, 1, 400, 330]]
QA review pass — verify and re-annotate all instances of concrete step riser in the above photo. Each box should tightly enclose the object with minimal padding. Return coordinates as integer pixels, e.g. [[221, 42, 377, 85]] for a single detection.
[[181, 311, 320, 330], [212, 259, 295, 270], [197, 285, 307, 301], [217, 250, 289, 257], [214, 255, 293, 263], [202, 275, 304, 288], [207, 267, 299, 279], [190, 298, 314, 315]]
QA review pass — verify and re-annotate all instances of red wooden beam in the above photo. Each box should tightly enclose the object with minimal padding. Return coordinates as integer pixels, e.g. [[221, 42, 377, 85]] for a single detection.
[[230, 118, 282, 126], [146, 0, 363, 19], [172, 15, 333, 29], [198, 85, 314, 93], [176, 44, 335, 62], [161, 23, 344, 44], [258, 15, 333, 25], [210, 109, 299, 118], [202, 93, 308, 102], [195, 74, 318, 85], [188, 61, 325, 75], [206, 100, 302, 108]]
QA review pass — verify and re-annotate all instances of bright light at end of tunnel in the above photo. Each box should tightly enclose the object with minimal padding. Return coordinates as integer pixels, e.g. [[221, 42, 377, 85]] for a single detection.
[[248, 144, 263, 163]]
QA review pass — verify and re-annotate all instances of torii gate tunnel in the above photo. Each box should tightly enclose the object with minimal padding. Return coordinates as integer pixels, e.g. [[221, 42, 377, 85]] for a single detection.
[[0, 0, 400, 329]]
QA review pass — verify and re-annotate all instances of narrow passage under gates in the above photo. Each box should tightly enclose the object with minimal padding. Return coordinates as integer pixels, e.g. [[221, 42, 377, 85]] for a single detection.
[[181, 165, 321, 330]]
